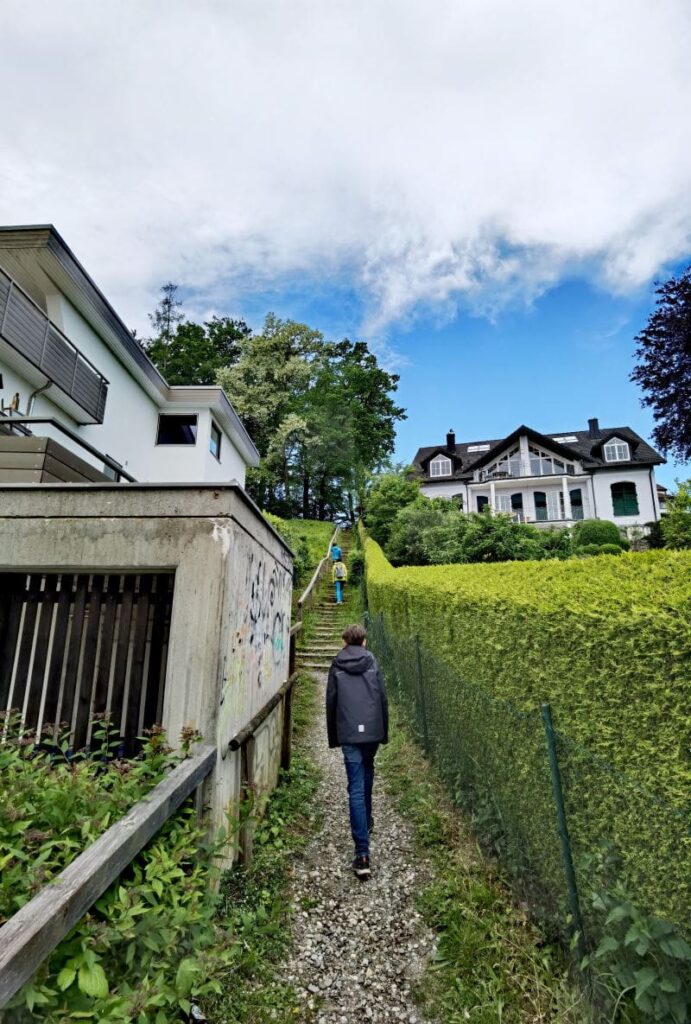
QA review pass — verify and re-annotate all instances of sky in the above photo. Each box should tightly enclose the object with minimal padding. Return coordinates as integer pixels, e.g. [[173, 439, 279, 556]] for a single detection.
[[1, 0, 690, 487]]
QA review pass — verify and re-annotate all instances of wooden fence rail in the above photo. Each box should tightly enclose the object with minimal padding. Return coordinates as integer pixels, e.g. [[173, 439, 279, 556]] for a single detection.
[[0, 745, 216, 1009]]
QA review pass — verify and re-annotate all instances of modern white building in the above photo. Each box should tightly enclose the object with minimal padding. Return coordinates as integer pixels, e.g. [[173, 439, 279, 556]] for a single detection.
[[413, 422, 664, 530], [0, 225, 259, 485]]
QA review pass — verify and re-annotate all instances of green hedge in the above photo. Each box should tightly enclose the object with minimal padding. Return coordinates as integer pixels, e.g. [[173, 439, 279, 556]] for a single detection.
[[364, 536, 691, 1018], [364, 537, 691, 806]]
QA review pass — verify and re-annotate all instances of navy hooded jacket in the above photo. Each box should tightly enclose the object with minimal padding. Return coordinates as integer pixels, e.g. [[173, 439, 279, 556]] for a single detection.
[[326, 645, 389, 748]]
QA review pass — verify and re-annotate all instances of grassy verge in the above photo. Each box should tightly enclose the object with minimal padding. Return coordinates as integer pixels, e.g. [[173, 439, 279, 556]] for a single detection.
[[203, 672, 321, 1024], [378, 708, 589, 1024]]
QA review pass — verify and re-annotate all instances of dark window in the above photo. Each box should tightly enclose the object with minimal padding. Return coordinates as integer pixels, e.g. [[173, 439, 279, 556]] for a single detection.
[[611, 481, 638, 516], [570, 488, 584, 520], [156, 414, 198, 445], [534, 491, 547, 521], [210, 422, 222, 460], [511, 493, 523, 511], [477, 495, 489, 512]]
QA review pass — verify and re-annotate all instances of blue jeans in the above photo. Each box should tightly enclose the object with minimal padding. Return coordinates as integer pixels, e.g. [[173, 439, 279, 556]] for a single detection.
[[335, 580, 344, 603], [342, 743, 378, 856]]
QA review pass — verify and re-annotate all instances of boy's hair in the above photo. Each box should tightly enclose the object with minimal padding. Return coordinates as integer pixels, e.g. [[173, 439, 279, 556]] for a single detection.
[[342, 623, 366, 646]]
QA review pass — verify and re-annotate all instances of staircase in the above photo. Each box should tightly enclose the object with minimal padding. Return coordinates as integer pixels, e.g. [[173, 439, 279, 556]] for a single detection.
[[296, 533, 350, 674]]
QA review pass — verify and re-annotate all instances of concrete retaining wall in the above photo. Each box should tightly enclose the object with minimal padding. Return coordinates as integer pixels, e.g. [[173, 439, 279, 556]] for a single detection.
[[0, 483, 293, 852]]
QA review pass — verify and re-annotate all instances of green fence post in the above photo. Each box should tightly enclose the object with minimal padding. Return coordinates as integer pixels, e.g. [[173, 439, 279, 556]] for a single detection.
[[415, 635, 430, 752], [541, 702, 586, 961]]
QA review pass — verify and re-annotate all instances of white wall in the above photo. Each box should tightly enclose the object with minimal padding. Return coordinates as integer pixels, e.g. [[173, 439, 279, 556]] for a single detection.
[[2, 295, 248, 485], [591, 468, 658, 527], [420, 480, 468, 501]]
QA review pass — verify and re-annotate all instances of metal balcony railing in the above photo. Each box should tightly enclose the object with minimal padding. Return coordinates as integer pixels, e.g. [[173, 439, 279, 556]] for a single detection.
[[0, 268, 108, 423]]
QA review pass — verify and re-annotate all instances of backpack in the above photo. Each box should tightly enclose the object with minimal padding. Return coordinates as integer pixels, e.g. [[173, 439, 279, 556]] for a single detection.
[[334, 562, 346, 580]]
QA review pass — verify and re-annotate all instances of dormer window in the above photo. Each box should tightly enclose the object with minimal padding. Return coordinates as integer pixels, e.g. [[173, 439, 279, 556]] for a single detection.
[[430, 455, 452, 478], [603, 438, 630, 462]]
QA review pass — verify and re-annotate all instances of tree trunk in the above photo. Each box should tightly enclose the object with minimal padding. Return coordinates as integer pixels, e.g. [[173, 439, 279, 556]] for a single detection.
[[302, 473, 310, 519]]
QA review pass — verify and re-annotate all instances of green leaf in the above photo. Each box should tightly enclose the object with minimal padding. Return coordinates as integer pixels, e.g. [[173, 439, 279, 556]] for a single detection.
[[176, 958, 199, 996], [78, 962, 109, 999], [57, 966, 77, 991], [605, 904, 631, 925], [659, 935, 691, 960], [634, 966, 657, 1001], [594, 935, 619, 957], [659, 975, 682, 993]]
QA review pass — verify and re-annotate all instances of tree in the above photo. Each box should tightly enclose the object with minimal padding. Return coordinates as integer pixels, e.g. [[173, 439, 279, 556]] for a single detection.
[[145, 281, 250, 385], [386, 498, 460, 566], [364, 471, 420, 547], [631, 267, 691, 462], [148, 283, 183, 349], [217, 316, 405, 519], [661, 479, 691, 549]]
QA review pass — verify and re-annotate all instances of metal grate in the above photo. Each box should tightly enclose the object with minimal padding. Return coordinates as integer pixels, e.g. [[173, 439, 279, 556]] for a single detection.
[[0, 572, 174, 755]]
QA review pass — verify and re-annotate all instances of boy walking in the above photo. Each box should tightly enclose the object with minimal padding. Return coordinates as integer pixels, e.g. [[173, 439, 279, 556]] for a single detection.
[[326, 624, 389, 880]]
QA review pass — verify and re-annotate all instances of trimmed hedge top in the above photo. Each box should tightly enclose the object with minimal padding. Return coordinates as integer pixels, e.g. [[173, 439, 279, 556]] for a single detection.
[[365, 537, 691, 807]]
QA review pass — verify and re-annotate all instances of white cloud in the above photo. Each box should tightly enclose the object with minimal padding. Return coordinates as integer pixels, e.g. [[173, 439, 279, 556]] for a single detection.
[[1, 0, 690, 338]]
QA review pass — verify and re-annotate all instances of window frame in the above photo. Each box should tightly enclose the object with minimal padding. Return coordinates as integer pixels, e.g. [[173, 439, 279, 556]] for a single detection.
[[209, 420, 222, 461], [611, 481, 639, 517], [156, 413, 199, 447], [603, 438, 630, 463], [429, 454, 453, 478]]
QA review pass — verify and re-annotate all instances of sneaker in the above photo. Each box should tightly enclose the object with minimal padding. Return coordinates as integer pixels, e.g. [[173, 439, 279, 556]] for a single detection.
[[353, 855, 371, 880]]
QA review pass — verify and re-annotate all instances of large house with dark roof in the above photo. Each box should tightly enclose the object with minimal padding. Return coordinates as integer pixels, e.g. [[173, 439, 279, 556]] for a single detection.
[[412, 420, 664, 529]]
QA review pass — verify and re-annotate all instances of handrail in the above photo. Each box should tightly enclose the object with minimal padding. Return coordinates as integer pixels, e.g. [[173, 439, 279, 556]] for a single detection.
[[0, 415, 136, 481], [228, 672, 299, 751], [0, 745, 216, 1009], [296, 524, 340, 614]]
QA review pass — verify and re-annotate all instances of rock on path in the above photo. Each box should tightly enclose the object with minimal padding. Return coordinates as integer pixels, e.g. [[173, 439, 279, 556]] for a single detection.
[[281, 672, 436, 1023]]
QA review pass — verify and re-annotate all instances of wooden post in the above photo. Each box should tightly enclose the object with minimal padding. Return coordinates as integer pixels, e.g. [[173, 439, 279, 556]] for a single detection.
[[239, 736, 256, 865]]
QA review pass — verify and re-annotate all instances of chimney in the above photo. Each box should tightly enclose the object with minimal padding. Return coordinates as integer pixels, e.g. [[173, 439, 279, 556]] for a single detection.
[[588, 417, 600, 439], [446, 428, 456, 452]]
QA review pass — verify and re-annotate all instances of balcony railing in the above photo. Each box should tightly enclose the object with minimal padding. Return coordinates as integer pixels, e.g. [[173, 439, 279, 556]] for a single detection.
[[478, 462, 578, 482], [0, 268, 108, 423]]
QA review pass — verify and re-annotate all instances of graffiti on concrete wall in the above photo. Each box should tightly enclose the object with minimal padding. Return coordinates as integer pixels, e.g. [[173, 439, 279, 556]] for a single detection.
[[218, 527, 292, 755]]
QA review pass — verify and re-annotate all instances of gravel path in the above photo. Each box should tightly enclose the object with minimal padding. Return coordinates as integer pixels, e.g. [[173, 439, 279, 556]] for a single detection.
[[281, 672, 436, 1024]]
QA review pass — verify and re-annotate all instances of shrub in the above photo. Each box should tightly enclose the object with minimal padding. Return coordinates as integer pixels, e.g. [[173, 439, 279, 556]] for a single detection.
[[364, 471, 420, 547], [263, 514, 334, 587], [537, 527, 573, 559], [577, 543, 605, 556], [661, 479, 691, 550], [386, 498, 458, 566], [572, 518, 626, 548], [347, 549, 365, 585], [598, 543, 624, 555]]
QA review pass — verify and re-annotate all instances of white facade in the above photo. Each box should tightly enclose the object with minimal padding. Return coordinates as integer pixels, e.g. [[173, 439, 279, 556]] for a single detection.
[[0, 226, 258, 484], [419, 428, 661, 531]]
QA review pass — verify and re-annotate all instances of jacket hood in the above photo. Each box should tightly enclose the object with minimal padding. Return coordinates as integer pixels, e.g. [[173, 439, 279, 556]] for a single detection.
[[333, 644, 374, 675]]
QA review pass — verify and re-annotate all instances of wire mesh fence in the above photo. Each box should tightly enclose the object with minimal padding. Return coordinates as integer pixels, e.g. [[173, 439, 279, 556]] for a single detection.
[[366, 610, 691, 973]]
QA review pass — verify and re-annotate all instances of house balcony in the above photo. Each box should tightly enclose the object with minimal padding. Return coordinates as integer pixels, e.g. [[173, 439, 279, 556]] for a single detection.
[[477, 462, 579, 482], [0, 268, 108, 424]]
